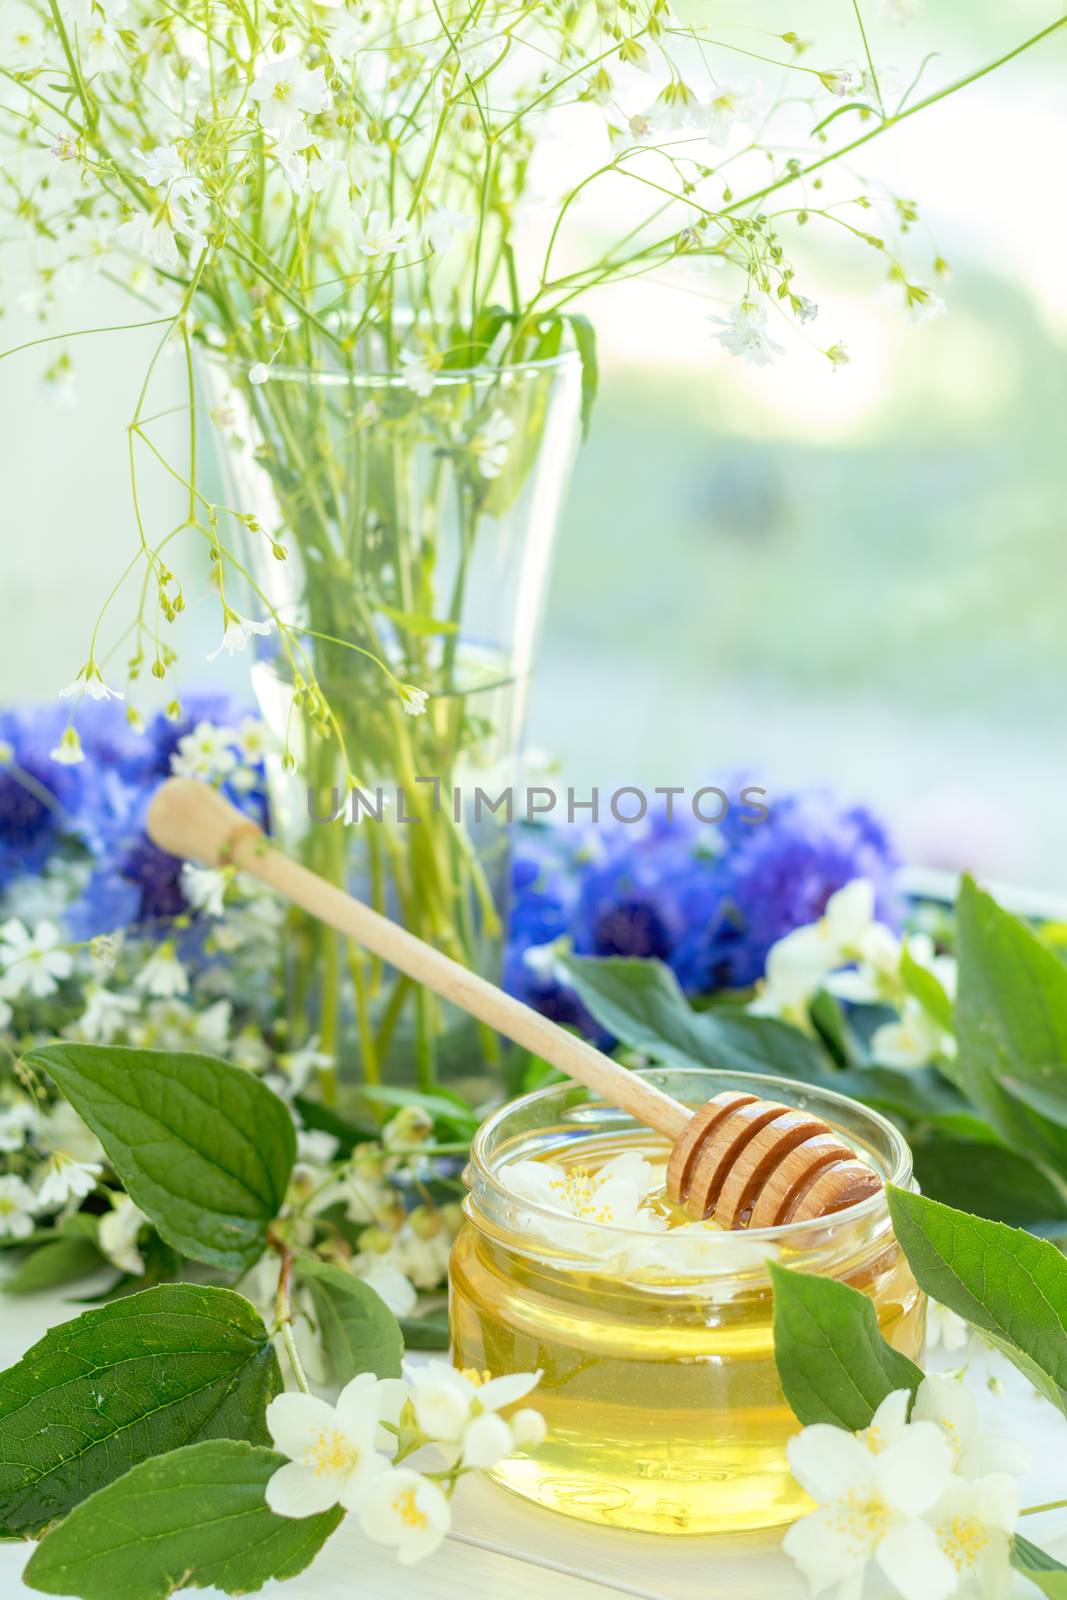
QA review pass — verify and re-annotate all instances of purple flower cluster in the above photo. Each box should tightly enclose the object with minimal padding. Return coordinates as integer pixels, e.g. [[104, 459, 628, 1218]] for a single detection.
[[504, 788, 900, 1028], [0, 696, 268, 939]]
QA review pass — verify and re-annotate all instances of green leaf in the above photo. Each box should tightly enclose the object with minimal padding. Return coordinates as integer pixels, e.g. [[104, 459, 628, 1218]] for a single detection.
[[2, 1234, 103, 1296], [398, 1314, 450, 1351], [954, 877, 1067, 1178], [24, 1043, 296, 1273], [769, 1261, 923, 1431], [827, 1065, 990, 1138], [294, 1258, 403, 1382], [899, 943, 954, 1031], [357, 1082, 478, 1139], [1013, 1535, 1067, 1598], [0, 1283, 280, 1536], [888, 1186, 1067, 1415], [22, 1440, 340, 1600], [567, 313, 598, 440], [374, 602, 459, 637], [561, 955, 829, 1079], [911, 1134, 1067, 1228]]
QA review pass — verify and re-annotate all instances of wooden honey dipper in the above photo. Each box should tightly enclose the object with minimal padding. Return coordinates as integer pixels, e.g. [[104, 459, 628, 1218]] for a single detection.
[[146, 779, 883, 1228]]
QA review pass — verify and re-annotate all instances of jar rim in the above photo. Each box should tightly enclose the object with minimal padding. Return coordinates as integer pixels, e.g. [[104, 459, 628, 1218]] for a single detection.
[[467, 1066, 913, 1255], [201, 347, 582, 388]]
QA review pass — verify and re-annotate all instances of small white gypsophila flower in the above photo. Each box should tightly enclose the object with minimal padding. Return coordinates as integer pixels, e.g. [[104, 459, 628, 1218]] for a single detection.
[[248, 362, 272, 385], [783, 1388, 958, 1600], [708, 295, 786, 367], [181, 863, 229, 918], [0, 1175, 37, 1240], [326, 10, 369, 65], [115, 211, 180, 271], [207, 608, 276, 661], [795, 295, 819, 324], [36, 1152, 104, 1209], [398, 683, 429, 717], [635, 79, 703, 139], [131, 144, 203, 206], [50, 727, 85, 765], [98, 1193, 148, 1275], [135, 942, 189, 999], [170, 721, 238, 781], [265, 1373, 387, 1517], [704, 84, 759, 148], [5, 7, 46, 67], [453, 26, 504, 80], [398, 349, 437, 398], [274, 127, 337, 197], [0, 918, 73, 1000], [355, 1467, 451, 1565], [471, 409, 514, 479], [423, 206, 471, 254], [76, 984, 139, 1044], [235, 716, 271, 764], [354, 209, 414, 258], [821, 64, 862, 98], [81, 19, 120, 72], [59, 663, 124, 703], [250, 56, 329, 137]]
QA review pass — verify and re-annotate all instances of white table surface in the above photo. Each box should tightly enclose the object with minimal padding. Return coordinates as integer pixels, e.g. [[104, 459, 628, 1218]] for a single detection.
[[1, 1277, 1064, 1600]]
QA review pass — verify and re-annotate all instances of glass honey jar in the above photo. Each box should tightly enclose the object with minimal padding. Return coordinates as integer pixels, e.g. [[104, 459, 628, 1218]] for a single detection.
[[449, 1067, 923, 1535]]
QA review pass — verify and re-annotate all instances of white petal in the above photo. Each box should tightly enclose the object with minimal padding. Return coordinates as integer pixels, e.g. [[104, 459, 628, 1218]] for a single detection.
[[875, 1518, 957, 1600], [476, 1369, 542, 1411], [265, 1459, 341, 1518], [827, 878, 875, 943], [875, 1421, 954, 1516], [864, 1388, 911, 1452], [782, 1506, 871, 1592], [787, 1425, 873, 1503], [266, 1391, 337, 1459], [913, 1372, 976, 1450], [335, 1372, 382, 1438], [461, 1412, 514, 1469]]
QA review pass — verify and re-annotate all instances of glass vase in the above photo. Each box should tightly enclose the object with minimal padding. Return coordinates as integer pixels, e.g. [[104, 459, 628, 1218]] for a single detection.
[[203, 352, 582, 1098]]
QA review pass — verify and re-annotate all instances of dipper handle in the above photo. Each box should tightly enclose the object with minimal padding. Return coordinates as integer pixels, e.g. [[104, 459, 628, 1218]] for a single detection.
[[146, 779, 691, 1142]]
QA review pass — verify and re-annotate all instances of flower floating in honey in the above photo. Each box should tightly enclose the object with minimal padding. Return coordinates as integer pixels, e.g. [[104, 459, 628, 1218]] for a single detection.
[[503, 1149, 669, 1257]]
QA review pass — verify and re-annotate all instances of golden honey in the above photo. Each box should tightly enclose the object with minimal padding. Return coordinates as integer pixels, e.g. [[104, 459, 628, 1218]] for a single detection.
[[450, 1068, 924, 1536]]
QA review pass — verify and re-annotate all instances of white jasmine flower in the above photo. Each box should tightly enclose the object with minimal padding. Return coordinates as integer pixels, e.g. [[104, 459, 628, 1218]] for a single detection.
[[423, 207, 471, 254], [171, 720, 238, 780], [265, 1373, 387, 1517], [250, 57, 329, 136], [750, 879, 875, 1023], [821, 65, 861, 98], [98, 1193, 147, 1275], [296, 1128, 339, 1168], [783, 1389, 957, 1600], [404, 1364, 541, 1457], [276, 1035, 332, 1096], [135, 942, 189, 998], [207, 608, 275, 661], [59, 664, 124, 702], [398, 683, 429, 717], [356, 1467, 450, 1565], [76, 984, 139, 1044], [36, 1152, 104, 1208], [704, 84, 757, 147], [926, 1301, 969, 1355], [39, 1100, 103, 1165], [912, 1374, 1030, 1481], [181, 863, 229, 918], [709, 295, 786, 366], [871, 998, 952, 1069], [504, 1150, 666, 1256], [358, 1259, 417, 1318], [399, 349, 437, 398], [0, 1175, 37, 1241], [115, 211, 180, 270], [354, 209, 414, 258], [471, 409, 514, 479], [929, 1474, 1019, 1599], [454, 27, 504, 80], [0, 918, 73, 999], [0, 1099, 38, 1152]]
